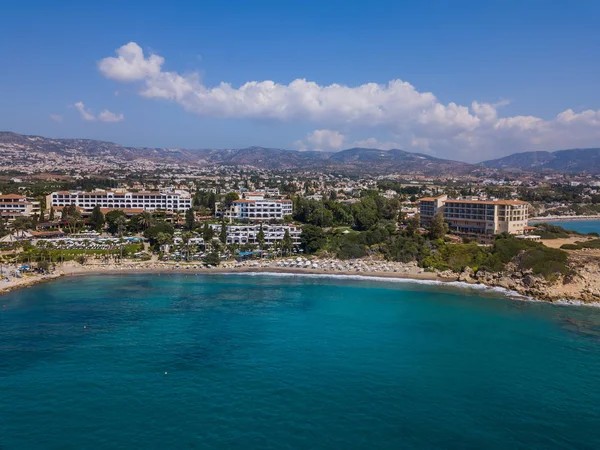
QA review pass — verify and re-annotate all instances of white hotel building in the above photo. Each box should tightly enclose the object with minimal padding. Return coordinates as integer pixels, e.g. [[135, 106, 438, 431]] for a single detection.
[[0, 194, 35, 221], [210, 224, 301, 247], [224, 198, 293, 221], [47, 189, 192, 213]]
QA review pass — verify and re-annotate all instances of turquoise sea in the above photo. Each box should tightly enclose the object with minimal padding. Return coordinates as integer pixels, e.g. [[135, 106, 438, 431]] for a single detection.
[[2, 273, 600, 449], [542, 219, 600, 235]]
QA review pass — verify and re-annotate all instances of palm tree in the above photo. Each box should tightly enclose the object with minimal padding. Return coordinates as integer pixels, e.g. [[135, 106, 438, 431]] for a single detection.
[[181, 231, 193, 261], [115, 216, 127, 261], [138, 211, 153, 231]]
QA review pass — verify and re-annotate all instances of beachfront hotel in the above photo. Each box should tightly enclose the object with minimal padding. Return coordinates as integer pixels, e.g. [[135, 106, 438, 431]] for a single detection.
[[224, 198, 293, 221], [419, 195, 530, 235], [0, 194, 41, 221], [209, 224, 301, 247], [46, 189, 192, 213]]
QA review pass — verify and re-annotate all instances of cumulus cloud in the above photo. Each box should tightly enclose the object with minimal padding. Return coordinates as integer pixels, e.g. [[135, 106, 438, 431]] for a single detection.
[[98, 42, 600, 161], [295, 129, 345, 151], [72, 101, 124, 123], [49, 114, 63, 123], [98, 42, 164, 82]]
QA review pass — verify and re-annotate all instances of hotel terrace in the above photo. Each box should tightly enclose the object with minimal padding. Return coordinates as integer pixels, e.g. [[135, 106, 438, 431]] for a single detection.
[[46, 189, 192, 213], [419, 195, 530, 235]]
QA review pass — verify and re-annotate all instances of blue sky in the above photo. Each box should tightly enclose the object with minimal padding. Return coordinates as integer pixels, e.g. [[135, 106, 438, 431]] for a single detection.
[[1, 0, 600, 161]]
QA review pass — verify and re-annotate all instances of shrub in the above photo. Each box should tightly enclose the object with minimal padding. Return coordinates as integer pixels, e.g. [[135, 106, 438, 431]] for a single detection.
[[337, 243, 367, 259], [560, 244, 579, 250]]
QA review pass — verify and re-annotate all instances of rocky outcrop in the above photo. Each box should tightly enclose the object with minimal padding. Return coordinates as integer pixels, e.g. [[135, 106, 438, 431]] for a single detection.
[[449, 257, 600, 304]]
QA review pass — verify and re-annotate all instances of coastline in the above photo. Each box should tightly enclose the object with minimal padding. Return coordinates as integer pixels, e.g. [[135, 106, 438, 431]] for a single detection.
[[2, 258, 597, 307], [529, 215, 600, 223]]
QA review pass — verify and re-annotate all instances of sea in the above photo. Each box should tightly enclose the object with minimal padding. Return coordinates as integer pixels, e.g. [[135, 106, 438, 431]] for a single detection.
[[542, 219, 600, 235], [2, 273, 600, 449]]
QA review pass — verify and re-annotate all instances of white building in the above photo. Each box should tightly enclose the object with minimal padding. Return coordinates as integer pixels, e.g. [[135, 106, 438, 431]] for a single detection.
[[0, 194, 36, 221], [47, 189, 192, 213], [210, 224, 301, 247], [224, 199, 293, 221]]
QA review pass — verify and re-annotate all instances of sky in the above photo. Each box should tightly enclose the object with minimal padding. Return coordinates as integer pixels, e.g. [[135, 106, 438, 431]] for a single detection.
[[1, 0, 600, 162]]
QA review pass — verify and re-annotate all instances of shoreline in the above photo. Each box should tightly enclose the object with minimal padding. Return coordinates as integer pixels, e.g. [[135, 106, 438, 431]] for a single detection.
[[2, 260, 597, 307], [529, 215, 600, 223]]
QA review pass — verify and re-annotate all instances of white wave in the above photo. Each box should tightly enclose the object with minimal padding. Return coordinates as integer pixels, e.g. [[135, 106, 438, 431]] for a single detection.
[[211, 271, 531, 301]]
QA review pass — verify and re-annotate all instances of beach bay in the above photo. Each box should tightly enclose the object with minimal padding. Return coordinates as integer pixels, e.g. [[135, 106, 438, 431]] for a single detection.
[[2, 273, 600, 449]]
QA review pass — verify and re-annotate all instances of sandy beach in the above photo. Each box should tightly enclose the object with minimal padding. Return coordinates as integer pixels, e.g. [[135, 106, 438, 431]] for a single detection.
[[3, 255, 599, 306], [0, 257, 449, 297]]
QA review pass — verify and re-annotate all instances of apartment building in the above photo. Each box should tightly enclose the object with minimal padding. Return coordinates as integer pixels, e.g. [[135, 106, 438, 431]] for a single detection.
[[419, 195, 529, 235], [47, 189, 192, 213], [210, 224, 301, 247], [224, 199, 293, 221]]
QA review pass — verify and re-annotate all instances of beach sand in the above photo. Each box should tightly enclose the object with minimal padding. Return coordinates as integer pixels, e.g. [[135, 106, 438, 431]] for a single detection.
[[0, 257, 448, 297]]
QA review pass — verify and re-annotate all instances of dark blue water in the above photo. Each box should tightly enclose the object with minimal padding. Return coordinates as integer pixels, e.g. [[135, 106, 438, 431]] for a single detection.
[[2, 274, 600, 449], [544, 220, 600, 235]]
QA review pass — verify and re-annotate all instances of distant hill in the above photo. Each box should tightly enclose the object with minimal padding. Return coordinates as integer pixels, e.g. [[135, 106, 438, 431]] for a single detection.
[[0, 131, 476, 175], [480, 148, 600, 173]]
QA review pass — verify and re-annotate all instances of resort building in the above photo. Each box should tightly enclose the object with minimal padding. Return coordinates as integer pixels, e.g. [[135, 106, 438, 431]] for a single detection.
[[419, 195, 530, 235], [209, 224, 301, 247], [224, 199, 293, 221], [46, 189, 192, 213], [0, 194, 37, 221]]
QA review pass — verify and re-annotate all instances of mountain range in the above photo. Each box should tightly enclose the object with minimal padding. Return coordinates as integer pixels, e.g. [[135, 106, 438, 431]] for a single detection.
[[479, 148, 600, 173], [2, 131, 600, 174]]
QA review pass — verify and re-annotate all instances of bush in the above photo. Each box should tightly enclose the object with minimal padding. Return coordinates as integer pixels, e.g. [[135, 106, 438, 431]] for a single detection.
[[516, 246, 570, 280], [336, 243, 367, 259], [560, 244, 579, 250]]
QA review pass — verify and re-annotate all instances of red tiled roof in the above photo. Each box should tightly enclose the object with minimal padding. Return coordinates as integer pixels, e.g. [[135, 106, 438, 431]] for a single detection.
[[0, 194, 26, 199]]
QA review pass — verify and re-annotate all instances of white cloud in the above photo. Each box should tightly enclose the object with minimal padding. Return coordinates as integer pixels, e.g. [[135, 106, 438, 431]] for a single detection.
[[98, 42, 600, 161], [72, 101, 124, 123], [296, 133, 402, 152], [73, 101, 95, 121], [98, 110, 124, 123], [298, 129, 345, 151], [349, 137, 401, 150], [49, 114, 63, 123], [98, 42, 164, 82]]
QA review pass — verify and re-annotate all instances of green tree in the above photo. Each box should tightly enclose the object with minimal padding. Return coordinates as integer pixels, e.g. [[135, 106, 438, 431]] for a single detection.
[[181, 231, 193, 261], [208, 192, 217, 211], [202, 223, 215, 250], [428, 212, 448, 240], [185, 208, 196, 230], [12, 216, 33, 237], [257, 223, 265, 249], [204, 251, 220, 266], [405, 216, 420, 236], [106, 210, 127, 234], [89, 205, 105, 231], [222, 192, 239, 209], [48, 207, 55, 221], [144, 221, 175, 244], [155, 232, 173, 250], [138, 211, 154, 231], [219, 220, 228, 244], [300, 224, 326, 254], [282, 229, 293, 256]]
